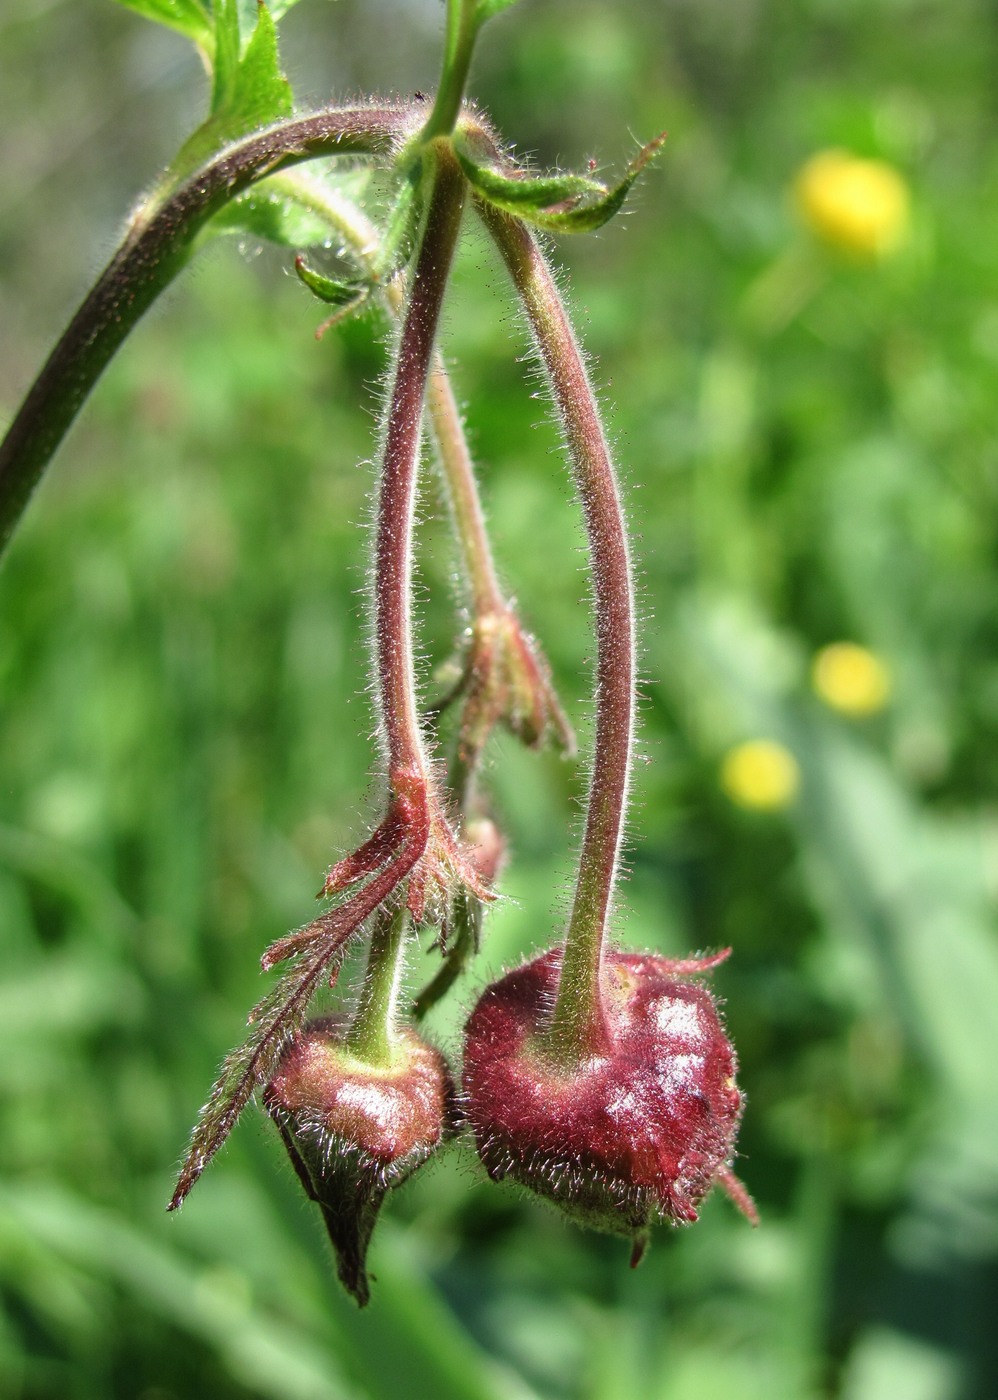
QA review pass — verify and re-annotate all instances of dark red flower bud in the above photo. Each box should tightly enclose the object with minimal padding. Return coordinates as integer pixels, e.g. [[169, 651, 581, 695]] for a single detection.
[[463, 947, 756, 1262], [264, 1016, 453, 1305]]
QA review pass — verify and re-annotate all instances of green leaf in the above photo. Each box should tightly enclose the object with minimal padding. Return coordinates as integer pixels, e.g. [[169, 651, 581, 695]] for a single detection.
[[211, 0, 243, 111], [113, 0, 213, 50], [161, 0, 293, 193]]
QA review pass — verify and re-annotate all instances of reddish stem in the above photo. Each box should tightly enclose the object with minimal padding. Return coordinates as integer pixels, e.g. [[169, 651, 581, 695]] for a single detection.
[[376, 143, 467, 775], [479, 202, 635, 1059]]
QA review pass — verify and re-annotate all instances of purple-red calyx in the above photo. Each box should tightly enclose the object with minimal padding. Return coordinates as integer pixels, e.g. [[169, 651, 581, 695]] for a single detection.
[[463, 946, 757, 1264], [264, 1016, 453, 1306]]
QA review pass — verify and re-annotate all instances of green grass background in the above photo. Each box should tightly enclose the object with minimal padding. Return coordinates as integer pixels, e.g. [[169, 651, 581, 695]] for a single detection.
[[2, 1, 998, 1397]]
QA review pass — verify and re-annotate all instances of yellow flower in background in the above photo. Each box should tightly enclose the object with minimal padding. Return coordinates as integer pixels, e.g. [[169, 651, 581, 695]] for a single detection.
[[794, 150, 910, 259], [720, 740, 800, 811], [812, 642, 892, 717]]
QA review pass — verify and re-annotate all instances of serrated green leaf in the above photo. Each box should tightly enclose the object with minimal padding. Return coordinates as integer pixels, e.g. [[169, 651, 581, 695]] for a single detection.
[[160, 0, 293, 194], [454, 138, 608, 217], [525, 131, 668, 234], [113, 0, 213, 50]]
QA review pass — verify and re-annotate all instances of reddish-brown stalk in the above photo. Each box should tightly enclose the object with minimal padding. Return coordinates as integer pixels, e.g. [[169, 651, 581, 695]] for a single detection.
[[375, 145, 468, 781], [478, 203, 635, 1060]]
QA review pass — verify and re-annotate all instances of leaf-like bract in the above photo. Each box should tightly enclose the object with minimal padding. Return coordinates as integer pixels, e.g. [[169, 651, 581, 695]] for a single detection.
[[294, 256, 367, 307], [455, 138, 607, 217], [168, 940, 340, 1212], [523, 131, 667, 234]]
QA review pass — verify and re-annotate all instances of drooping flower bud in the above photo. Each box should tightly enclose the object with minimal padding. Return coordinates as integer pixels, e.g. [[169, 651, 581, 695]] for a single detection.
[[264, 1016, 453, 1305], [463, 947, 756, 1263]]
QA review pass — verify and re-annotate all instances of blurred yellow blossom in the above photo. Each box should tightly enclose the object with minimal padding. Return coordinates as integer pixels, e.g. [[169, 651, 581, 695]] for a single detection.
[[812, 642, 892, 717], [794, 150, 910, 259], [720, 740, 800, 811]]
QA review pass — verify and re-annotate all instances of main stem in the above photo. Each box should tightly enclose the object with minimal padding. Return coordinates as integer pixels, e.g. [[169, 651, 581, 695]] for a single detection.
[[376, 145, 467, 775], [481, 204, 635, 1059]]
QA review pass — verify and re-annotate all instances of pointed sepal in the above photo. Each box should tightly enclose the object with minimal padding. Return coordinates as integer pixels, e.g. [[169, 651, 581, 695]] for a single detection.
[[293, 254, 370, 327]]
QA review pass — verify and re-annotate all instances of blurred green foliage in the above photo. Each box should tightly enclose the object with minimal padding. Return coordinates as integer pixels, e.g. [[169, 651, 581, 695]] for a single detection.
[[2, 1, 998, 1397]]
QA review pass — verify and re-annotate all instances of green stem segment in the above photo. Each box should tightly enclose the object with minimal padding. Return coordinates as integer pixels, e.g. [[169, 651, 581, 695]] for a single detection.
[[422, 0, 480, 142], [480, 202, 635, 1061], [376, 144, 467, 774], [0, 104, 416, 557], [346, 905, 412, 1067]]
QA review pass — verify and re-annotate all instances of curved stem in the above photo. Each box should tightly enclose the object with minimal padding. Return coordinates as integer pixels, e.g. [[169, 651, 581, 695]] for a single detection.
[[0, 103, 418, 557], [375, 143, 467, 776], [346, 905, 411, 1067], [479, 202, 634, 1060]]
